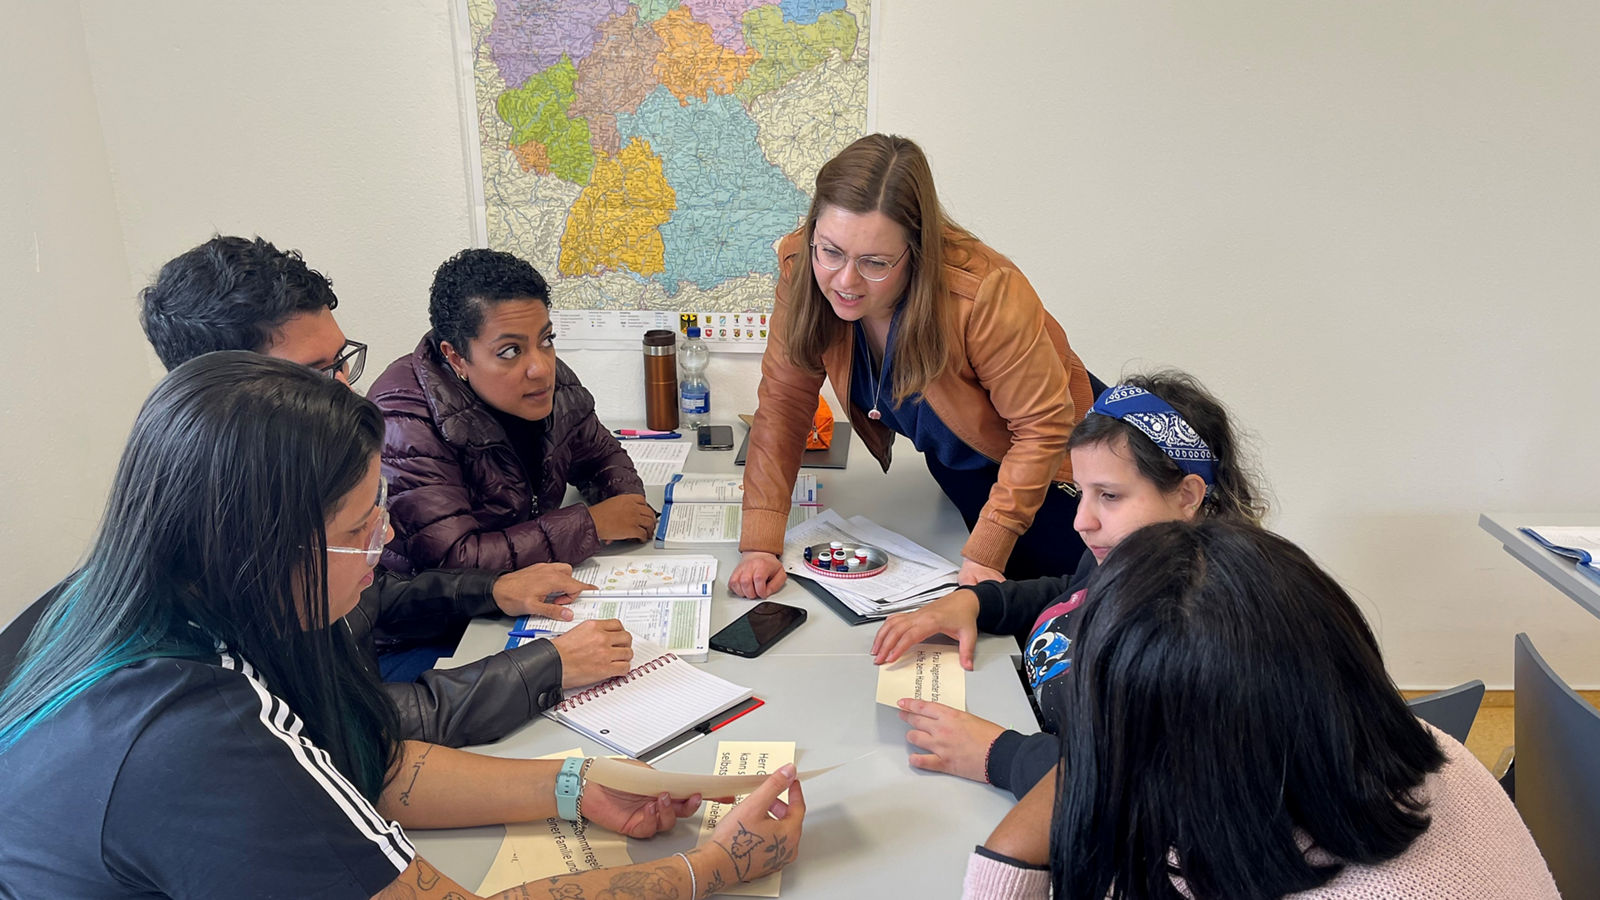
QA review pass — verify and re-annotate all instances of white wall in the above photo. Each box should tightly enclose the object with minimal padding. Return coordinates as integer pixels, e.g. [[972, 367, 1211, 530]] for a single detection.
[[10, 0, 1597, 684], [0, 1, 153, 622]]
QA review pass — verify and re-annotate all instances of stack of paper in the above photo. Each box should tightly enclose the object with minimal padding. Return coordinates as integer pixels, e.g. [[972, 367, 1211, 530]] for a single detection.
[[507, 556, 716, 660], [780, 510, 960, 619], [620, 439, 693, 485]]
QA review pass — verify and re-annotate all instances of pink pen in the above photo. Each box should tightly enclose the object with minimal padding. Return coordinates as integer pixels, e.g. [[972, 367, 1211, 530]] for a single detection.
[[614, 428, 675, 436]]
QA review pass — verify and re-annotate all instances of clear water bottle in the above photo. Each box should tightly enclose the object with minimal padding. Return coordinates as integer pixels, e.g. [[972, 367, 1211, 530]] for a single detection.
[[679, 326, 711, 430]]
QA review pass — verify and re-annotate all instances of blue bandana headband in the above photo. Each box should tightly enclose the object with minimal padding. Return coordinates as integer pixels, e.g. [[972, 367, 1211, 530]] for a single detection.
[[1088, 385, 1218, 487]]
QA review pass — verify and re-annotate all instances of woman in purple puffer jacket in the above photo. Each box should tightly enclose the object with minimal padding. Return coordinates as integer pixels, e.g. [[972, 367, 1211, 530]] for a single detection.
[[370, 249, 658, 575]]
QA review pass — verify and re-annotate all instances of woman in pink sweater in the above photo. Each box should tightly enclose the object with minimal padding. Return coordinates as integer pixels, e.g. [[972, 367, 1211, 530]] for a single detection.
[[963, 519, 1558, 900]]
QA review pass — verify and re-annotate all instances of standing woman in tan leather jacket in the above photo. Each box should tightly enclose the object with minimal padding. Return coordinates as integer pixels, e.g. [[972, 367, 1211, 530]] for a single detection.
[[730, 134, 1097, 599]]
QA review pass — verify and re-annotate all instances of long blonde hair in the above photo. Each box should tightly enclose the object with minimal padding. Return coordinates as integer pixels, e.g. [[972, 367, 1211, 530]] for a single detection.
[[783, 134, 961, 404]]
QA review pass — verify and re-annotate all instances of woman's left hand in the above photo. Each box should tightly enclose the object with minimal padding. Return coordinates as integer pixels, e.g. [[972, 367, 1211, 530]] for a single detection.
[[581, 770, 707, 839], [958, 559, 1005, 586], [898, 699, 1006, 783]]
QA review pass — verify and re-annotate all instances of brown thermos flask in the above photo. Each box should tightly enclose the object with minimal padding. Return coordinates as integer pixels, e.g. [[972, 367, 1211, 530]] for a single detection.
[[643, 329, 680, 430]]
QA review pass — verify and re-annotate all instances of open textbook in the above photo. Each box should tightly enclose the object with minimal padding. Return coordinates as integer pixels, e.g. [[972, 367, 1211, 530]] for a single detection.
[[781, 510, 960, 620], [506, 556, 716, 660], [655, 495, 819, 548], [664, 473, 819, 505]]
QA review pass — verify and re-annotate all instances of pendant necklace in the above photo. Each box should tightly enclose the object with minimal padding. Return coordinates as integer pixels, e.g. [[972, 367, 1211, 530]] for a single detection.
[[862, 324, 886, 420]]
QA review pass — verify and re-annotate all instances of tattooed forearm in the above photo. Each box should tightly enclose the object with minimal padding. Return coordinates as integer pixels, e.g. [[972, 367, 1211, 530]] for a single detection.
[[416, 858, 441, 890], [544, 877, 585, 899], [398, 744, 434, 807]]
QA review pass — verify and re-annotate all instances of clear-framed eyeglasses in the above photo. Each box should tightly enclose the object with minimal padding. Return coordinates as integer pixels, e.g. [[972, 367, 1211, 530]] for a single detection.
[[327, 476, 389, 567], [810, 240, 910, 282], [319, 340, 368, 386]]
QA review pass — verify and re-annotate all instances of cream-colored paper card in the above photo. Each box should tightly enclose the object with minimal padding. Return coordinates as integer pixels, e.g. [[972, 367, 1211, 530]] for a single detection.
[[694, 741, 796, 897], [476, 750, 633, 895], [875, 642, 966, 710], [582, 755, 844, 798]]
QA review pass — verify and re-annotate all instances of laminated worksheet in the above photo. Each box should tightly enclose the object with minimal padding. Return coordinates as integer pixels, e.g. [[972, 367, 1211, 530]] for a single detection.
[[875, 642, 967, 710]]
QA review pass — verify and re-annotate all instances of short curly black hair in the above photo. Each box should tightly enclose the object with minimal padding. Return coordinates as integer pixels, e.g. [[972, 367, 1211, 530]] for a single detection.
[[428, 249, 551, 359], [140, 235, 338, 370]]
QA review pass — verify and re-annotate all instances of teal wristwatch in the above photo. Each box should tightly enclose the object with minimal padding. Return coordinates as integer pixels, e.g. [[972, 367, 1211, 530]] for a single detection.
[[555, 756, 585, 821]]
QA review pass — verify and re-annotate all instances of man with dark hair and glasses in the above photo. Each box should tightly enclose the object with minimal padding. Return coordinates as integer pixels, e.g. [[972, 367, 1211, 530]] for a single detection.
[[140, 235, 369, 382], [132, 235, 636, 749]]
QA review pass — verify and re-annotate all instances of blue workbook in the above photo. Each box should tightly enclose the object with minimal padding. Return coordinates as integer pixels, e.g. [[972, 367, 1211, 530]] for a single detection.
[[1520, 526, 1600, 586]]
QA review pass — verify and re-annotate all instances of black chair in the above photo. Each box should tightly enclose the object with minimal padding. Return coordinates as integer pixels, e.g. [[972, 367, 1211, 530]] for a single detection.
[[1513, 632, 1600, 898], [1405, 679, 1485, 744], [0, 593, 51, 687]]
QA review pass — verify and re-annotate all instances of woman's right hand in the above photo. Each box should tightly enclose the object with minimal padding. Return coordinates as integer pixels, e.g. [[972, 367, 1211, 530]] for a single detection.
[[729, 551, 786, 599], [549, 619, 633, 689], [589, 494, 658, 543], [870, 588, 981, 670], [696, 765, 805, 887]]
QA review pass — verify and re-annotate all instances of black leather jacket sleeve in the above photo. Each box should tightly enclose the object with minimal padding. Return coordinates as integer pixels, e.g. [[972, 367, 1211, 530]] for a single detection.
[[345, 568, 564, 748]]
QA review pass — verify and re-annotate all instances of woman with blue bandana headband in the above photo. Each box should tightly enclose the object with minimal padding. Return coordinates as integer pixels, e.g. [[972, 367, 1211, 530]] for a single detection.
[[872, 370, 1266, 799]]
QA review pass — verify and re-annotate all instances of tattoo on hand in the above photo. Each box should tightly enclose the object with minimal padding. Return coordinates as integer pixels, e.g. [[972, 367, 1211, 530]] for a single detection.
[[399, 744, 433, 807], [705, 866, 728, 894], [547, 883, 585, 899], [416, 858, 441, 890], [727, 823, 762, 878], [762, 834, 795, 872]]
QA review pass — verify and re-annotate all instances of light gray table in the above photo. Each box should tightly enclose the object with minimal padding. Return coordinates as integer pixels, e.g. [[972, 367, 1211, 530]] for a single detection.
[[1479, 512, 1600, 620], [412, 435, 1042, 896]]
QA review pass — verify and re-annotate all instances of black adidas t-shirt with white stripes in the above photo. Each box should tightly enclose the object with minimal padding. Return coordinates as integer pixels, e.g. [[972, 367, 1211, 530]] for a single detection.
[[0, 655, 414, 898]]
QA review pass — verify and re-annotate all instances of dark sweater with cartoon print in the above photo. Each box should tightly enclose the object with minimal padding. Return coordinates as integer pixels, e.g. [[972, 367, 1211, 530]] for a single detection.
[[969, 548, 1096, 801]]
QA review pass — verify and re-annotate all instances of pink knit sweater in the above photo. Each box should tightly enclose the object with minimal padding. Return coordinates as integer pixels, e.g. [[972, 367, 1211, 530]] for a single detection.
[[962, 727, 1559, 899]]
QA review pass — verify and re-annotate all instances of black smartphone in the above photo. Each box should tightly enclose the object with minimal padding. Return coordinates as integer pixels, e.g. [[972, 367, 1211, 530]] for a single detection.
[[709, 601, 807, 657], [697, 424, 735, 450]]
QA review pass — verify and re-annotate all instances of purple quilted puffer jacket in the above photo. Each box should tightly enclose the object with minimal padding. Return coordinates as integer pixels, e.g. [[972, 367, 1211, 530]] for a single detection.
[[369, 335, 644, 574]]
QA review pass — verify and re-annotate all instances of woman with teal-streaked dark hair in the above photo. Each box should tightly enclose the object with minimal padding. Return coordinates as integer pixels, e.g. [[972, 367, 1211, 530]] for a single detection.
[[0, 352, 803, 900]]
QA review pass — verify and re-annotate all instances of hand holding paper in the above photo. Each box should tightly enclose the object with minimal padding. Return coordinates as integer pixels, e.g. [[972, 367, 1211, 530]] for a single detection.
[[701, 764, 805, 888]]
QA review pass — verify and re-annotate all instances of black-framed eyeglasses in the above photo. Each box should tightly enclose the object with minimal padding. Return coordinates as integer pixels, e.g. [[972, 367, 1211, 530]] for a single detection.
[[320, 340, 368, 385]]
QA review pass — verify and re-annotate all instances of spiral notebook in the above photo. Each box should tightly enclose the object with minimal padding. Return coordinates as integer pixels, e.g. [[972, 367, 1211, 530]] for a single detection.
[[542, 638, 755, 759]]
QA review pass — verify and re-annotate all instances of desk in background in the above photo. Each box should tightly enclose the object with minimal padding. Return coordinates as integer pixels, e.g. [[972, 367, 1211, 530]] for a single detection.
[[1479, 512, 1600, 620], [413, 435, 1042, 896]]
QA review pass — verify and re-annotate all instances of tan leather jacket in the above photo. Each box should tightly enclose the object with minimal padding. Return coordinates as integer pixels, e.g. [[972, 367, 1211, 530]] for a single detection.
[[741, 230, 1093, 569]]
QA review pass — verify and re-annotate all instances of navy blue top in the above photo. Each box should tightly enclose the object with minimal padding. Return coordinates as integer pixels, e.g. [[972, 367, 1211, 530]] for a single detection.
[[0, 655, 414, 898], [850, 316, 989, 471]]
